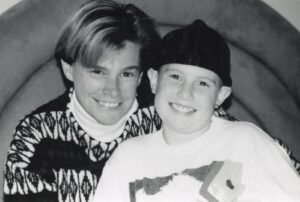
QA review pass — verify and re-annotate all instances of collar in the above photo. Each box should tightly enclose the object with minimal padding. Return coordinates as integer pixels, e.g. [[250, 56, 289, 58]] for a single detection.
[[69, 92, 138, 142]]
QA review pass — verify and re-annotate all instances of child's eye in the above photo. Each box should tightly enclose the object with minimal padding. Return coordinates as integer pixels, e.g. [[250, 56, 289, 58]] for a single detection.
[[169, 74, 181, 80], [197, 81, 209, 87]]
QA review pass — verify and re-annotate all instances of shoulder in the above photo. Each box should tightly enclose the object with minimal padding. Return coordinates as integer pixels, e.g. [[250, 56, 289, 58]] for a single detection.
[[120, 131, 159, 152], [128, 105, 162, 134], [213, 117, 273, 143], [134, 105, 161, 122], [31, 89, 71, 114], [214, 116, 264, 133], [109, 131, 160, 163], [14, 89, 71, 134]]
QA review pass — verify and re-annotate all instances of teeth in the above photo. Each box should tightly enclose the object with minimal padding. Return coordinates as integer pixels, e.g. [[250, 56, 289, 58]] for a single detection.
[[99, 101, 119, 108], [171, 103, 195, 113]]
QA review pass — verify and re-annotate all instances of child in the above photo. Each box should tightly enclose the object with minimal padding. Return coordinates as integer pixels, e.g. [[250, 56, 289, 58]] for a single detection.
[[93, 20, 300, 202]]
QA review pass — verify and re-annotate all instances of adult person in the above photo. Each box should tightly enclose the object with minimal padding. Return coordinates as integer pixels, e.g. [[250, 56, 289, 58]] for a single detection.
[[4, 0, 161, 201]]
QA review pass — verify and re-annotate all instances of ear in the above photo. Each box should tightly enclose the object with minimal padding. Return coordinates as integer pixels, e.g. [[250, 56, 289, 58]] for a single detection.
[[61, 60, 74, 82], [147, 68, 158, 94], [216, 86, 232, 108]]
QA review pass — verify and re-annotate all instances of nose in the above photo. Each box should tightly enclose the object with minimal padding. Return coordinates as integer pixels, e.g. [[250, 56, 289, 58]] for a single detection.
[[177, 82, 193, 100], [103, 77, 119, 98]]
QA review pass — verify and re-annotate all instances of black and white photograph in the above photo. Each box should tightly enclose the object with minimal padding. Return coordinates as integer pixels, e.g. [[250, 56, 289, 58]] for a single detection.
[[0, 0, 300, 201]]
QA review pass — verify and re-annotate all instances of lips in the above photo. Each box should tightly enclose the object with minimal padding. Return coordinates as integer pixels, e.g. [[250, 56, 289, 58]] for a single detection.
[[94, 98, 120, 108], [170, 102, 196, 113]]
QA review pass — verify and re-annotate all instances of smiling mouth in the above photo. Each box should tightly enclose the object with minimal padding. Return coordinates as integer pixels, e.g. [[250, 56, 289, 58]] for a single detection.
[[170, 103, 196, 113], [94, 99, 121, 108]]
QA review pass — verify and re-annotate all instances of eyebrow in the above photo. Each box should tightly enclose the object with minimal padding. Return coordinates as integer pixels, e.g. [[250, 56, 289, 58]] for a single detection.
[[164, 67, 218, 84], [123, 65, 141, 71], [91, 65, 140, 71]]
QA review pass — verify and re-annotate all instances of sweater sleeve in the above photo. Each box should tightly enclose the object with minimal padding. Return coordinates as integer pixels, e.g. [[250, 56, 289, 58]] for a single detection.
[[4, 116, 57, 202]]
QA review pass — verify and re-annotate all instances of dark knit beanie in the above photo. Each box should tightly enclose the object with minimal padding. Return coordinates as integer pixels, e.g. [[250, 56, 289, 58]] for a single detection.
[[158, 20, 232, 86]]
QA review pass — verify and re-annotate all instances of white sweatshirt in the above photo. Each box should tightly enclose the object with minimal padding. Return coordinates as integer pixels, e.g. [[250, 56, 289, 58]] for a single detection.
[[93, 116, 300, 202]]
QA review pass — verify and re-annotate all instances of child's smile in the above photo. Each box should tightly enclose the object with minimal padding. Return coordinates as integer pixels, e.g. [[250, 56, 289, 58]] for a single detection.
[[169, 102, 196, 113]]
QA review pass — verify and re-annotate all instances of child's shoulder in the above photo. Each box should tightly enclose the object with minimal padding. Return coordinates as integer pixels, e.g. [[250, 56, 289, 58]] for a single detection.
[[214, 116, 264, 133], [119, 131, 160, 152], [214, 117, 272, 142], [108, 131, 160, 164]]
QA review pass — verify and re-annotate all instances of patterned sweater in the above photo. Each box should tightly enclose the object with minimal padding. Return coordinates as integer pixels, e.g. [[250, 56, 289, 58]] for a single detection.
[[4, 90, 161, 202]]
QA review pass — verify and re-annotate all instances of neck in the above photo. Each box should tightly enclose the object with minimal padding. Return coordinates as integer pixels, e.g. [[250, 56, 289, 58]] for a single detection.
[[162, 124, 211, 145]]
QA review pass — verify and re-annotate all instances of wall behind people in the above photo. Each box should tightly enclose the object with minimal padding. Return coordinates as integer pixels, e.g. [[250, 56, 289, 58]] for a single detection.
[[0, 0, 300, 201]]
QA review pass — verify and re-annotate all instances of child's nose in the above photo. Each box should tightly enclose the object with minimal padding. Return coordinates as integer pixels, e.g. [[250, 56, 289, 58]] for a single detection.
[[177, 83, 193, 100]]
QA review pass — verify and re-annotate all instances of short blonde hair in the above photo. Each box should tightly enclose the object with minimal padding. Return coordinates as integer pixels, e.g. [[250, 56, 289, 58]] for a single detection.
[[55, 0, 161, 72]]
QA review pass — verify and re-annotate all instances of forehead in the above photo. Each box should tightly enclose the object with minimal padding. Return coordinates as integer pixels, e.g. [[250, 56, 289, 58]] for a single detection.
[[161, 63, 221, 80], [77, 41, 141, 68], [95, 41, 141, 70]]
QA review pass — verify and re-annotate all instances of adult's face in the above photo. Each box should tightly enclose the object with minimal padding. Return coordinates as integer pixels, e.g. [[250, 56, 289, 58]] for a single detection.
[[63, 41, 142, 125]]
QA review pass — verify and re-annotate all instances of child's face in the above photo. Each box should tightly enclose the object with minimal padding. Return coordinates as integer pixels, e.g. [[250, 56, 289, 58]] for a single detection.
[[149, 64, 231, 135]]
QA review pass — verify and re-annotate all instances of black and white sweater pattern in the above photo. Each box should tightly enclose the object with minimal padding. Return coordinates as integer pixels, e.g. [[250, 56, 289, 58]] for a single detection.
[[4, 90, 162, 202]]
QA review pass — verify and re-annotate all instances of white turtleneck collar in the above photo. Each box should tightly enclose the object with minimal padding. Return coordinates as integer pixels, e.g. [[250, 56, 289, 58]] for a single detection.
[[69, 92, 138, 142]]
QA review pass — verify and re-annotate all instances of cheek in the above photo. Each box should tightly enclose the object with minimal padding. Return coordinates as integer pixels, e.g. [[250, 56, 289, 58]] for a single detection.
[[193, 91, 215, 106], [156, 80, 174, 94], [207, 95, 219, 110], [154, 96, 164, 118], [74, 75, 101, 95], [119, 80, 139, 96], [154, 90, 169, 113]]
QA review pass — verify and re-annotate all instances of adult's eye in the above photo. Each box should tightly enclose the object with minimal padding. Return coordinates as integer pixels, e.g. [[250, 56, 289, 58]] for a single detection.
[[122, 71, 136, 78], [91, 69, 104, 75]]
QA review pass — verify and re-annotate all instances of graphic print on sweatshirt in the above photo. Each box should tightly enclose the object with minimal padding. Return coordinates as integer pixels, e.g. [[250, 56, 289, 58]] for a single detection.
[[129, 160, 245, 202]]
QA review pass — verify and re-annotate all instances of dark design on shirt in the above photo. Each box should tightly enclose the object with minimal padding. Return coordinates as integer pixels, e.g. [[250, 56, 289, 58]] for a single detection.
[[129, 161, 244, 202]]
